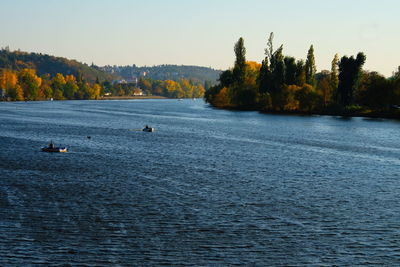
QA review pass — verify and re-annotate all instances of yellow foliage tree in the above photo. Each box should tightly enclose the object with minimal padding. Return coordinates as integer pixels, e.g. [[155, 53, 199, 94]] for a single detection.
[[17, 69, 42, 100], [0, 69, 18, 89], [193, 84, 205, 98], [90, 84, 101, 99], [164, 80, 183, 98]]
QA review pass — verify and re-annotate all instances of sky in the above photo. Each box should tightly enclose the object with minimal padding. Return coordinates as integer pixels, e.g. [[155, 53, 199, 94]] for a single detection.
[[0, 0, 399, 76]]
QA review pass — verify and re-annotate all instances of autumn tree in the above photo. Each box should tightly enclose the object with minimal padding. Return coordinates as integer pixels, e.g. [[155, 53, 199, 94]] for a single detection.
[[316, 71, 332, 107], [0, 69, 23, 100], [18, 69, 42, 100], [51, 73, 66, 99], [64, 75, 79, 99]]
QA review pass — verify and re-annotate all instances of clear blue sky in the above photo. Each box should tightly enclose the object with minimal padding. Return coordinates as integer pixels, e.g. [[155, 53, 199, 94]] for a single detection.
[[1, 0, 399, 76]]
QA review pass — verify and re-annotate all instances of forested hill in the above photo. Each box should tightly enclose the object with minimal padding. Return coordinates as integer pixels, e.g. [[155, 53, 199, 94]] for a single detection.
[[0, 48, 115, 82], [101, 65, 221, 84]]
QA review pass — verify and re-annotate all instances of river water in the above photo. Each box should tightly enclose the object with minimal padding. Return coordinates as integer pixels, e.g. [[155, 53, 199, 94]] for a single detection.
[[0, 99, 399, 266]]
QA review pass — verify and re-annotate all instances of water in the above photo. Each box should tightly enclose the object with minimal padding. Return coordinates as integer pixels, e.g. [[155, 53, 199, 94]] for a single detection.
[[0, 99, 400, 266]]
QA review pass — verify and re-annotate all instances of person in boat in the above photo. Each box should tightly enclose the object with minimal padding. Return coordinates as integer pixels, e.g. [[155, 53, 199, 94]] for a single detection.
[[49, 141, 55, 149], [145, 125, 149, 129]]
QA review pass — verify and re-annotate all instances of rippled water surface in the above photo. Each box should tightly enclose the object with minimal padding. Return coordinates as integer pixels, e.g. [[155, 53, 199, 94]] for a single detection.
[[1, 99, 400, 266]]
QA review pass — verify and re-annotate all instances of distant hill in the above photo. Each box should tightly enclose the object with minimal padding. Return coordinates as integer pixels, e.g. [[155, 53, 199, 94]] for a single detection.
[[0, 48, 115, 82], [101, 64, 221, 84]]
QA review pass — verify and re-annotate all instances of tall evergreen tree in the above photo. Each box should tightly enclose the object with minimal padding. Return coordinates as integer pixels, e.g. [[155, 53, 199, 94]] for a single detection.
[[284, 56, 297, 85], [330, 53, 339, 91], [270, 45, 286, 109], [305, 45, 316, 86], [258, 32, 275, 94], [258, 58, 270, 93], [270, 45, 285, 93], [295, 60, 306, 86], [337, 52, 366, 107], [233, 37, 246, 85], [265, 32, 274, 63]]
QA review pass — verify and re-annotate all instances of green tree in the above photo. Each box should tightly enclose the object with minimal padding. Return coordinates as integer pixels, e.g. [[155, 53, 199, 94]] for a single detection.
[[270, 45, 285, 109], [295, 84, 320, 112], [51, 73, 66, 97], [232, 37, 247, 85], [265, 32, 274, 63], [330, 53, 339, 91], [258, 58, 270, 94], [337, 52, 366, 107], [284, 56, 297, 85], [358, 72, 392, 110], [295, 60, 306, 86], [305, 45, 316, 87]]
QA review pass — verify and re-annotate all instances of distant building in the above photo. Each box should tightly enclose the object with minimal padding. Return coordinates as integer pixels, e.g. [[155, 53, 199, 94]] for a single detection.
[[125, 77, 138, 84], [112, 79, 127, 85]]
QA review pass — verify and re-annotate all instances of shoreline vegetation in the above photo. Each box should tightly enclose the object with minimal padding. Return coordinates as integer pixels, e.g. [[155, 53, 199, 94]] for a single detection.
[[205, 33, 400, 120], [0, 48, 207, 102], [100, 95, 167, 100]]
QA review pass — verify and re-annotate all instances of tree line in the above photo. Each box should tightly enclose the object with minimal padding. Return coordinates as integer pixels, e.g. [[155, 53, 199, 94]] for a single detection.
[[0, 69, 102, 101], [205, 33, 400, 117], [103, 77, 205, 98], [0, 68, 206, 101]]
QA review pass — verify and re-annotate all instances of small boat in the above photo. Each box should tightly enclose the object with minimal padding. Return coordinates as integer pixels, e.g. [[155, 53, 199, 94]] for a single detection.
[[143, 125, 155, 132], [41, 141, 68, 152]]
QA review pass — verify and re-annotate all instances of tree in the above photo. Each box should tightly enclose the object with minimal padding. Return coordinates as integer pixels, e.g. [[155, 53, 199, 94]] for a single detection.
[[0, 69, 21, 100], [192, 84, 205, 98], [330, 54, 339, 91], [258, 33, 274, 94], [258, 58, 270, 94], [213, 87, 230, 107], [270, 45, 285, 109], [90, 84, 101, 99], [18, 69, 42, 100], [52, 73, 66, 93], [305, 45, 316, 87], [265, 32, 274, 63], [232, 37, 247, 85], [284, 56, 297, 85], [316, 73, 332, 107], [295, 60, 306, 86], [295, 84, 320, 112], [358, 72, 392, 110], [283, 84, 301, 110], [337, 52, 366, 107], [218, 70, 234, 88], [64, 75, 79, 99]]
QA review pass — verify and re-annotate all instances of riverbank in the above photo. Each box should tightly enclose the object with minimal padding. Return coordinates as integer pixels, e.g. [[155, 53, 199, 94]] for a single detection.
[[100, 95, 168, 100]]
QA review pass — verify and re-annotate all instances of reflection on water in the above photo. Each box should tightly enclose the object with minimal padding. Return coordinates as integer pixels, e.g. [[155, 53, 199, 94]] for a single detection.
[[0, 99, 400, 265]]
